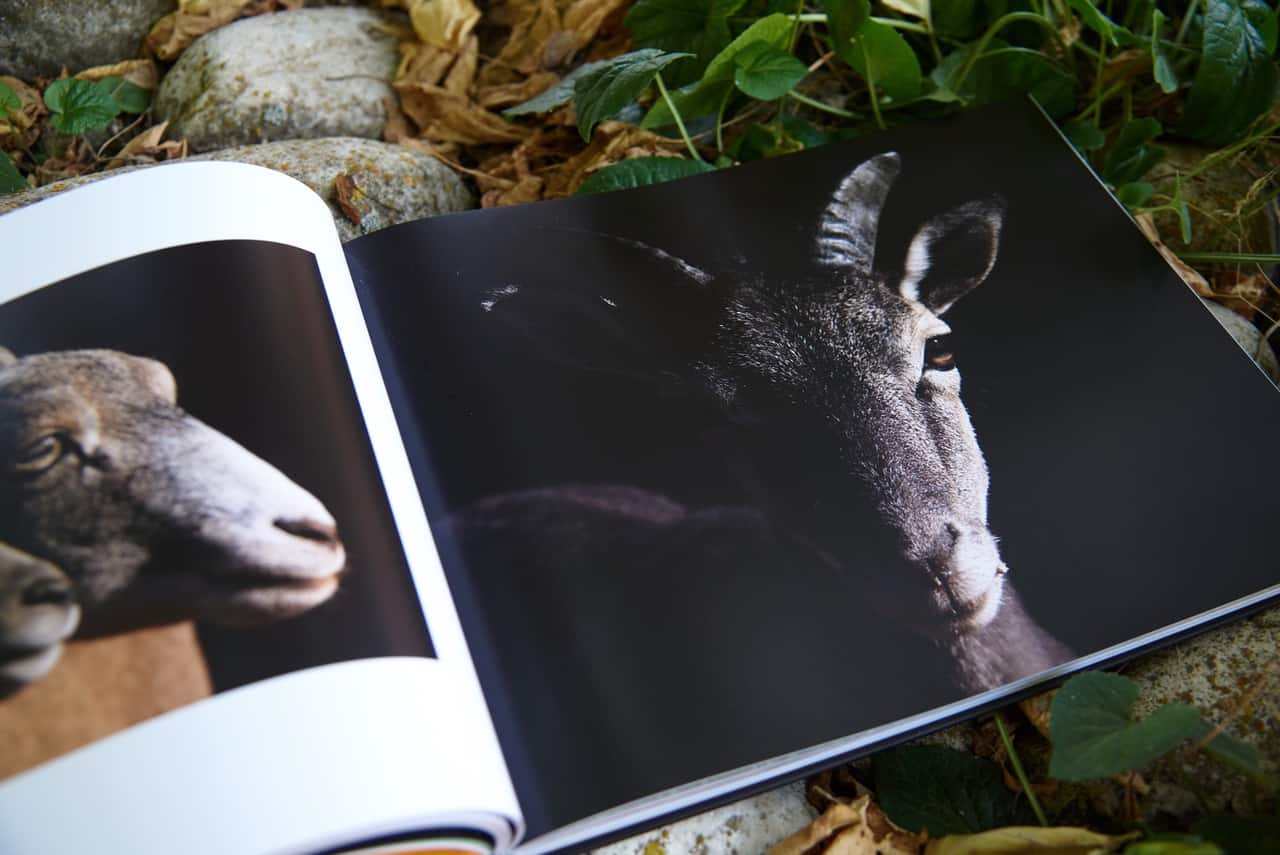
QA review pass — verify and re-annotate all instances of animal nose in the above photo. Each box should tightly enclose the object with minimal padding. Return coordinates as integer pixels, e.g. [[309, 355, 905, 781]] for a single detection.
[[274, 514, 340, 545], [22, 576, 74, 607]]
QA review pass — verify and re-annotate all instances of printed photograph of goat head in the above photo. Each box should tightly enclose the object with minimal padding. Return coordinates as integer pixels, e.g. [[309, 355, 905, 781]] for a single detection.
[[0, 239, 433, 780]]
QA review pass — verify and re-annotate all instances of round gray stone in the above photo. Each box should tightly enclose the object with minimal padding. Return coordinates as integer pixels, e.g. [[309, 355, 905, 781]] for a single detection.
[[154, 7, 400, 153], [0, 138, 473, 242], [1203, 300, 1280, 383], [0, 0, 175, 79]]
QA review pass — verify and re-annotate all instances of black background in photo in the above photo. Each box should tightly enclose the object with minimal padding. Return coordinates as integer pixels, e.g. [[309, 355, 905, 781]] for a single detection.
[[348, 101, 1280, 835], [0, 240, 433, 689]]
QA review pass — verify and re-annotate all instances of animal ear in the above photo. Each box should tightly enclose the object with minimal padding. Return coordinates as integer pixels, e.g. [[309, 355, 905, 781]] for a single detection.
[[815, 152, 901, 273], [898, 197, 1004, 314], [0, 348, 15, 369], [129, 356, 178, 404]]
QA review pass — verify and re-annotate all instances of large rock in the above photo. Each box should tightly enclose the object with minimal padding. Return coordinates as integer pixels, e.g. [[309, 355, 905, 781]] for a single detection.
[[0, 0, 175, 79], [154, 7, 400, 153], [0, 138, 473, 242]]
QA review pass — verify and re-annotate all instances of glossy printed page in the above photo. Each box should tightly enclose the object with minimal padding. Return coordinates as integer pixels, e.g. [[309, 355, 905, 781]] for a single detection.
[[0, 164, 520, 855], [345, 102, 1280, 842]]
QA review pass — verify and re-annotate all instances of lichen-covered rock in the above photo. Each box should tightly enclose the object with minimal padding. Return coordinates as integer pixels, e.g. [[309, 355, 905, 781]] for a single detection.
[[154, 7, 400, 153], [0, 138, 472, 241], [0, 0, 175, 79], [1202, 300, 1280, 383]]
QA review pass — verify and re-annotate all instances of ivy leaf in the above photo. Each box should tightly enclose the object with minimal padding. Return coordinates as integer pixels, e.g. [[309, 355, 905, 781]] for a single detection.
[[1194, 816, 1280, 855], [874, 745, 1035, 835], [576, 156, 716, 194], [974, 44, 1074, 118], [0, 80, 19, 115], [43, 78, 120, 134], [0, 150, 26, 195], [504, 61, 609, 117], [1151, 9, 1178, 94], [1062, 119, 1105, 152], [573, 49, 693, 140], [843, 18, 923, 102], [732, 42, 807, 100], [1048, 671, 1203, 781], [1102, 117, 1166, 185], [95, 76, 151, 114], [624, 0, 747, 85], [1181, 0, 1278, 145], [822, 0, 870, 57]]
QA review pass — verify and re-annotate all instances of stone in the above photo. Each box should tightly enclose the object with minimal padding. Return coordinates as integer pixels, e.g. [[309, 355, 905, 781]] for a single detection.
[[154, 7, 401, 153], [0, 0, 175, 79], [1202, 300, 1280, 383], [0, 138, 473, 242]]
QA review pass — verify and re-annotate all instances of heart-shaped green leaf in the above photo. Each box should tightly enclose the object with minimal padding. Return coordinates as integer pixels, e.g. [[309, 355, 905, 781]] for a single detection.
[[732, 42, 807, 100], [0, 150, 27, 195], [624, 0, 747, 85], [842, 18, 922, 102], [95, 76, 151, 114], [572, 49, 693, 140], [1049, 671, 1203, 780], [44, 78, 120, 134], [1102, 117, 1165, 185], [1181, 0, 1277, 145], [575, 156, 716, 195], [874, 745, 1036, 835]]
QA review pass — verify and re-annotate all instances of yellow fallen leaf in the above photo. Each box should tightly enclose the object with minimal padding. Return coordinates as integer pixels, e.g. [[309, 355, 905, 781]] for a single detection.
[[769, 796, 922, 855], [407, 0, 481, 49], [74, 59, 160, 90], [147, 0, 253, 60], [924, 827, 1140, 855], [1135, 213, 1212, 297], [394, 82, 529, 144], [544, 120, 687, 197], [106, 121, 188, 170]]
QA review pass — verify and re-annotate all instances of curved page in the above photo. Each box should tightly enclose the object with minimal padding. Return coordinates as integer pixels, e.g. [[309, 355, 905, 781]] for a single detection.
[[0, 163, 520, 855]]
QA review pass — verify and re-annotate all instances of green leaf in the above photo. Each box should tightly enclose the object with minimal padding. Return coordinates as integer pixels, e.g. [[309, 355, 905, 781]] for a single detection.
[[1116, 181, 1154, 207], [641, 78, 731, 128], [43, 78, 120, 134], [1180, 0, 1278, 145], [703, 13, 795, 82], [1176, 199, 1192, 244], [504, 61, 609, 117], [1062, 119, 1105, 152], [822, 0, 871, 57], [573, 49, 693, 140], [732, 42, 807, 100], [1151, 9, 1178, 93], [933, 0, 980, 39], [1068, 0, 1122, 45], [1102, 117, 1165, 184], [575, 156, 716, 194], [95, 76, 151, 114], [1191, 718, 1274, 784], [1194, 816, 1280, 855], [0, 80, 19, 116], [1241, 0, 1278, 55], [874, 745, 1035, 836], [974, 44, 1075, 118], [882, 0, 930, 22], [624, 0, 747, 85], [0, 150, 26, 195], [1122, 834, 1224, 855], [844, 18, 923, 102], [1048, 671, 1204, 781]]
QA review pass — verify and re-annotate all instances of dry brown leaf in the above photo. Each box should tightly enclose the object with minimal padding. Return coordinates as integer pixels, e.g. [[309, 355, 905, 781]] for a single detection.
[[0, 76, 47, 151], [482, 172, 543, 206], [1019, 692, 1054, 740], [105, 121, 189, 170], [407, 0, 482, 49], [443, 35, 479, 94], [769, 797, 922, 855], [394, 82, 528, 143], [561, 0, 630, 53], [383, 94, 415, 142], [75, 59, 160, 91], [334, 173, 365, 225], [1212, 270, 1271, 317], [480, 0, 562, 85], [1135, 213, 1213, 297], [475, 71, 558, 109], [396, 41, 461, 88], [147, 0, 254, 60], [544, 120, 685, 197], [396, 134, 462, 164], [924, 826, 1139, 855]]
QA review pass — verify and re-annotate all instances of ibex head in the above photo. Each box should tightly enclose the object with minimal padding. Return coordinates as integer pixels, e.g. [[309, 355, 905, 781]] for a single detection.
[[483, 151, 1007, 636]]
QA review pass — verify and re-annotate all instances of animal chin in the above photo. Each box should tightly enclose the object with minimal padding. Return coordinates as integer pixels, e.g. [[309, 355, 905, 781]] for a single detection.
[[0, 641, 66, 686], [207, 571, 343, 623]]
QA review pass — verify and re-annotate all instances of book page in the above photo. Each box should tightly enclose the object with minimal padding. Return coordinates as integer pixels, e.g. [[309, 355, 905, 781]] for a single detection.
[[343, 100, 1279, 848], [0, 163, 520, 855]]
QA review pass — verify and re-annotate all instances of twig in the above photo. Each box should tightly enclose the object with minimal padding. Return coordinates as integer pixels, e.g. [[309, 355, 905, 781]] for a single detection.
[[995, 713, 1049, 827]]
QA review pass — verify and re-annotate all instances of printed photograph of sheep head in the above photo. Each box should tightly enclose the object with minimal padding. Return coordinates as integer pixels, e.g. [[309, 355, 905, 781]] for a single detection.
[[0, 240, 432, 779]]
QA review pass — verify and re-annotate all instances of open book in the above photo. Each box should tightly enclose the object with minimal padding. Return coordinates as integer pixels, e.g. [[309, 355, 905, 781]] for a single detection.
[[0, 100, 1276, 855]]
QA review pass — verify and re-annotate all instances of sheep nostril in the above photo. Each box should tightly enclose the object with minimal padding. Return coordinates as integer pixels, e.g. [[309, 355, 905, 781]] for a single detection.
[[274, 516, 339, 545], [22, 579, 73, 607]]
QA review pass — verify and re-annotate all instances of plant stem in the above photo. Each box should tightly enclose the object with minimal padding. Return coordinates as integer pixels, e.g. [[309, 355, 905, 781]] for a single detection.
[[787, 90, 856, 118], [858, 39, 886, 130], [995, 713, 1049, 827], [870, 16, 931, 34], [1180, 252, 1280, 264], [714, 85, 732, 155], [953, 11, 1073, 92], [655, 72, 702, 162]]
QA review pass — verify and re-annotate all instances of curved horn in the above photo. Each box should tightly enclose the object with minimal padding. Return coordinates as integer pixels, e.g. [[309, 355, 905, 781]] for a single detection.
[[815, 152, 901, 272]]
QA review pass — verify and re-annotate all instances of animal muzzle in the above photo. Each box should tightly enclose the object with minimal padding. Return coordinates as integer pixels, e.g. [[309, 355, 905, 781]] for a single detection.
[[0, 549, 80, 694], [920, 524, 1005, 630]]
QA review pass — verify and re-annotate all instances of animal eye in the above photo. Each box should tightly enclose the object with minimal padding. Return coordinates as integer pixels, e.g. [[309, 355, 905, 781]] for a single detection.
[[15, 435, 66, 473], [924, 335, 955, 371]]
